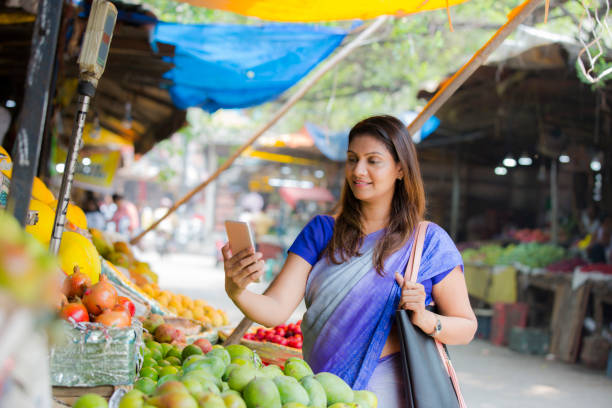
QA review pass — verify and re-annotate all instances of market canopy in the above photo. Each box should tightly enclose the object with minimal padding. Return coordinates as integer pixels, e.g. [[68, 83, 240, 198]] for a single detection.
[[152, 23, 348, 111], [173, 0, 469, 22]]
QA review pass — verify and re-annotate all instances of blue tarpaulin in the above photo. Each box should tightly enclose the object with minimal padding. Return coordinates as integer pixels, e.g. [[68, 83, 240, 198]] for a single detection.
[[305, 113, 440, 161], [151, 23, 348, 112]]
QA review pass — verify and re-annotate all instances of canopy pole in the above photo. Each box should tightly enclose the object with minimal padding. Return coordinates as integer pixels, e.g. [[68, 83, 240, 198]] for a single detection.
[[130, 15, 390, 245], [406, 0, 544, 136]]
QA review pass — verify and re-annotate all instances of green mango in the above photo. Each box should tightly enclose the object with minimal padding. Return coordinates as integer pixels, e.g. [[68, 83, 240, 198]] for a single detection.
[[258, 365, 283, 379], [272, 376, 309, 405], [242, 377, 282, 408], [226, 344, 254, 362], [222, 363, 240, 381], [353, 390, 378, 408], [118, 389, 145, 408], [222, 391, 247, 408], [283, 358, 313, 381], [73, 393, 107, 408], [227, 365, 258, 392], [281, 404, 308, 408], [180, 377, 204, 397], [182, 368, 221, 388], [197, 392, 226, 408], [206, 348, 231, 366], [299, 375, 326, 408], [313, 372, 354, 405], [134, 377, 157, 395]]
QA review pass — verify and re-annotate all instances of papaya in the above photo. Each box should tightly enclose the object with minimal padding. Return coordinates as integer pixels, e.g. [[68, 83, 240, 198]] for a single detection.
[[32, 177, 55, 206], [58, 230, 101, 284], [25, 198, 55, 245], [314, 372, 354, 405], [273, 375, 310, 405], [242, 377, 282, 408], [299, 375, 327, 408]]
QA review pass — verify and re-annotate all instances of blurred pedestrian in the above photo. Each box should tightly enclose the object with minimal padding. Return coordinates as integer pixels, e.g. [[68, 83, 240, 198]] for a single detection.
[[83, 192, 106, 230], [111, 193, 140, 236]]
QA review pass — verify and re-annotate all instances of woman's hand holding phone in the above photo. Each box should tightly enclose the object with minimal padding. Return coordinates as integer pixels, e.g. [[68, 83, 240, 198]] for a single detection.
[[221, 244, 265, 299]]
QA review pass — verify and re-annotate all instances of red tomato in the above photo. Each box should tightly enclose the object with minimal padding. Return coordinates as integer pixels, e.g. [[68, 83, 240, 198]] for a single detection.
[[60, 303, 90, 323], [280, 338, 288, 346], [275, 328, 286, 337], [117, 296, 135, 317]]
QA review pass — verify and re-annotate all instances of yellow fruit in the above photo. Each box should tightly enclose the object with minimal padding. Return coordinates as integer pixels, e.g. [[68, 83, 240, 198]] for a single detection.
[[167, 306, 178, 315], [193, 308, 205, 321], [180, 309, 194, 319], [58, 230, 101, 284], [51, 200, 87, 230], [142, 284, 154, 296], [157, 295, 170, 307], [25, 198, 55, 245], [218, 309, 229, 325], [210, 311, 223, 327], [0, 146, 12, 178], [182, 296, 194, 310], [168, 298, 182, 310], [194, 299, 207, 309], [203, 305, 215, 316], [32, 177, 55, 205]]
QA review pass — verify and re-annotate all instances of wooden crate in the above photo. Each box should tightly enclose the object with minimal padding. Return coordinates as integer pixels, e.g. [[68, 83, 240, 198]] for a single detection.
[[219, 331, 302, 367], [52, 386, 115, 407]]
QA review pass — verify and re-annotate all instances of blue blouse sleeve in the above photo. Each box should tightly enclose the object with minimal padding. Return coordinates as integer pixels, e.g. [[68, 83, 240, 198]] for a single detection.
[[418, 223, 464, 285], [288, 215, 335, 265]]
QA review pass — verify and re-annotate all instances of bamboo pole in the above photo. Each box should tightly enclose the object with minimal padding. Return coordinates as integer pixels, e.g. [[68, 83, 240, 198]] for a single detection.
[[406, 0, 545, 136], [130, 15, 390, 245]]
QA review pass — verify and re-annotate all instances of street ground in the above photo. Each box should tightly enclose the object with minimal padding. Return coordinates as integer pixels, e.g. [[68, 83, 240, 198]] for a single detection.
[[139, 251, 612, 408]]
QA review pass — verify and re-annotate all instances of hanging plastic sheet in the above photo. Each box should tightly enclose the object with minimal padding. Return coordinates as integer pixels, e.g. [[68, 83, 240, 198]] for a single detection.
[[305, 113, 440, 161], [151, 23, 348, 111], [173, 0, 469, 22]]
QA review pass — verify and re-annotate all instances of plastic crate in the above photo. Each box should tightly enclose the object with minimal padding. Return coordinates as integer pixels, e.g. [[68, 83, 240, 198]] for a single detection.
[[508, 327, 550, 355], [491, 302, 528, 346], [474, 308, 493, 340]]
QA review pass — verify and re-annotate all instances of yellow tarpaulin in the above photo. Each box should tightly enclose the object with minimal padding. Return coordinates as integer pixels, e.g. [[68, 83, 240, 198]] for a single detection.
[[82, 124, 132, 148], [54, 147, 121, 192], [176, 0, 469, 22]]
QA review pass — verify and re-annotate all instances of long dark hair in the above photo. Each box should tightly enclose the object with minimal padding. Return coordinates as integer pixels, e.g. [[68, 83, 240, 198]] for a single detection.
[[325, 115, 426, 275]]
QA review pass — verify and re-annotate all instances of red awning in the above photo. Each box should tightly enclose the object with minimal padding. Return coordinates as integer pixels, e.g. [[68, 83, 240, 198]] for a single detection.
[[279, 186, 334, 209]]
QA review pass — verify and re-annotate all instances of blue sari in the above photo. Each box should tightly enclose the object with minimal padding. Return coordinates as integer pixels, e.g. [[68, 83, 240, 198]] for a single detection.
[[300, 223, 462, 390]]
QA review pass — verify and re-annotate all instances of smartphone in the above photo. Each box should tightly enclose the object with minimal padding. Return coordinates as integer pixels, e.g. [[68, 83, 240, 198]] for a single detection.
[[225, 220, 256, 255]]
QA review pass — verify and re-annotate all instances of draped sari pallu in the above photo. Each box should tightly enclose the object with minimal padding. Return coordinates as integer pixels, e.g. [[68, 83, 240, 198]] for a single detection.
[[301, 223, 462, 390]]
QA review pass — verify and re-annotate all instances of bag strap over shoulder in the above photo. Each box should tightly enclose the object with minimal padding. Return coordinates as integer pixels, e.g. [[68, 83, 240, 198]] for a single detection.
[[406, 221, 430, 283]]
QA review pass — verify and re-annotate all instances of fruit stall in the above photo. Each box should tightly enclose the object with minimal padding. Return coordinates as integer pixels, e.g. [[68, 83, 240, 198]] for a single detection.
[[461, 239, 612, 371], [0, 141, 378, 407]]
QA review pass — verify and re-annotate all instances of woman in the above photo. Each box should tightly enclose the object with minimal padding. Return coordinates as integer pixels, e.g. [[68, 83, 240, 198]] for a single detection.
[[223, 115, 476, 405]]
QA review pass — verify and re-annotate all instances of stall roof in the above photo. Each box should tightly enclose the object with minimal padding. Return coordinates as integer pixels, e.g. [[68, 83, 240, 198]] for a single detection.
[[173, 0, 469, 22], [417, 41, 611, 167], [0, 2, 186, 155]]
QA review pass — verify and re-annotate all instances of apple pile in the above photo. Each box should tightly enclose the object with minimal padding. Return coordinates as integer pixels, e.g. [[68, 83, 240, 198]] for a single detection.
[[243, 321, 303, 349], [58, 268, 135, 328]]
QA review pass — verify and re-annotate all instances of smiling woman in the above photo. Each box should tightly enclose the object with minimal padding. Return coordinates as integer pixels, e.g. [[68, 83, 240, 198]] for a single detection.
[[223, 115, 476, 407]]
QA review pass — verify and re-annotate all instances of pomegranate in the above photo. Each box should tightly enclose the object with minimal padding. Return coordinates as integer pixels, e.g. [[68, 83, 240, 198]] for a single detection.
[[117, 296, 135, 317], [63, 267, 92, 298], [60, 302, 90, 323], [82, 274, 117, 315], [94, 307, 131, 328]]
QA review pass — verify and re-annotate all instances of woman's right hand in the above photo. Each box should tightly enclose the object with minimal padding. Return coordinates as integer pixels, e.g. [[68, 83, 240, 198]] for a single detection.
[[221, 243, 265, 299]]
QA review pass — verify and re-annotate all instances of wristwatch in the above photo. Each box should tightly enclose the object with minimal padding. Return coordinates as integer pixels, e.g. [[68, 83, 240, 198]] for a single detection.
[[427, 317, 442, 337]]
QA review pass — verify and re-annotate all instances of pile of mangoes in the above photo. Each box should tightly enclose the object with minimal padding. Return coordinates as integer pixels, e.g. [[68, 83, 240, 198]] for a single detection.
[[140, 284, 228, 327], [111, 342, 377, 408]]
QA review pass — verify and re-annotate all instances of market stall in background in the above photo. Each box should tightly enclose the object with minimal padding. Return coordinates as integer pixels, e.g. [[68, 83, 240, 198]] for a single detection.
[[417, 34, 612, 371]]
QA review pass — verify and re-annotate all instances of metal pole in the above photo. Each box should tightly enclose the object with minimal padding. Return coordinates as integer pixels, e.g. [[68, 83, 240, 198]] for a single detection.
[[49, 83, 94, 254], [450, 150, 460, 240], [551, 160, 558, 244], [6, 0, 62, 225]]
